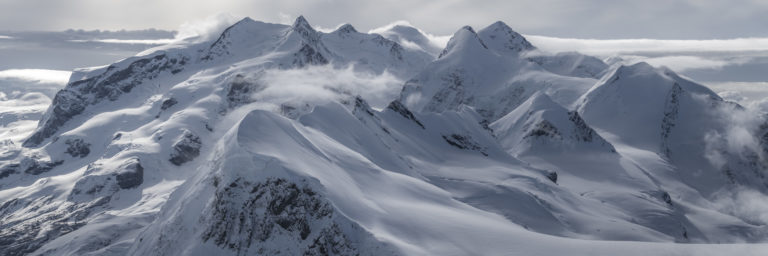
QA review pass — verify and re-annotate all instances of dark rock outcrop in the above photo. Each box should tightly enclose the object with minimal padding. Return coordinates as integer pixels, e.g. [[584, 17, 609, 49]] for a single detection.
[[442, 134, 488, 156], [23, 158, 63, 175], [116, 158, 144, 189], [65, 138, 91, 158], [202, 178, 361, 255], [24, 53, 188, 147], [169, 131, 202, 166], [0, 196, 110, 256], [387, 100, 424, 129]]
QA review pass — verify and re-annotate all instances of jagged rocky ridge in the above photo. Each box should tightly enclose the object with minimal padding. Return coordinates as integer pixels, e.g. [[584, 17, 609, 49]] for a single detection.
[[1, 16, 768, 256]]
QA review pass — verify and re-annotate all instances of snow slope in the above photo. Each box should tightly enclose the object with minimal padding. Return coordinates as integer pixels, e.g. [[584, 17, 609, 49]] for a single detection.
[[1, 16, 768, 256]]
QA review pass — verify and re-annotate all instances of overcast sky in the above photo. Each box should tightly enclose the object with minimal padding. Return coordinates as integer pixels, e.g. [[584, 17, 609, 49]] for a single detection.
[[1, 0, 767, 39]]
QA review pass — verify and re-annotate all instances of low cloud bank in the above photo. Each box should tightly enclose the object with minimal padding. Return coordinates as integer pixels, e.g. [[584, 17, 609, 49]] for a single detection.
[[255, 64, 404, 110], [369, 20, 451, 50], [0, 69, 71, 84]]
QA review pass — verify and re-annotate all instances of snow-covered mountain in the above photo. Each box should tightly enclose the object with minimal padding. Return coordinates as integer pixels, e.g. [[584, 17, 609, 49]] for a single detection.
[[2, 16, 768, 256]]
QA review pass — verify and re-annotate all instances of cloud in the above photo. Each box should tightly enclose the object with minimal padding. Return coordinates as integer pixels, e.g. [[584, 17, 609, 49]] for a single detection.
[[277, 12, 294, 25], [255, 64, 404, 110], [747, 98, 768, 114], [699, 95, 766, 170], [68, 38, 176, 45], [717, 91, 747, 103], [0, 69, 71, 84], [706, 82, 768, 109], [616, 55, 731, 72], [368, 20, 450, 48], [174, 13, 240, 42], [712, 187, 768, 226]]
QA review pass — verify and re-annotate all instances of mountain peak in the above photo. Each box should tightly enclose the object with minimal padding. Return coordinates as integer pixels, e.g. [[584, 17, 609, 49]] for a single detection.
[[487, 21, 511, 30], [291, 15, 321, 44], [438, 25, 488, 58], [334, 23, 358, 34], [492, 91, 616, 155], [460, 25, 477, 34], [478, 21, 535, 54], [236, 17, 256, 25], [616, 62, 656, 76], [292, 15, 315, 32]]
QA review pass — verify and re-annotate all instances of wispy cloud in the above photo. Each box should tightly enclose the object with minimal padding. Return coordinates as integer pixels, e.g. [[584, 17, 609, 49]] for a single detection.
[[256, 64, 403, 109], [0, 69, 71, 84], [708, 82, 768, 113], [616, 55, 732, 72], [68, 38, 176, 45], [174, 13, 240, 42], [713, 187, 768, 226], [699, 93, 767, 175], [368, 20, 450, 48]]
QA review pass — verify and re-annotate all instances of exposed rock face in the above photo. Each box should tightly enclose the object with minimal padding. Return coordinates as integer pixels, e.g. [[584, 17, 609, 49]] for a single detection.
[[226, 74, 265, 109], [116, 158, 144, 189], [0, 196, 110, 256], [525, 120, 561, 140], [169, 131, 202, 166], [477, 21, 535, 55], [202, 178, 362, 255], [160, 98, 178, 111], [0, 164, 17, 179], [568, 111, 601, 143], [69, 157, 145, 202], [386, 100, 424, 129], [442, 134, 488, 156], [292, 44, 329, 67], [24, 53, 188, 147], [492, 92, 616, 154], [65, 138, 91, 158], [424, 70, 466, 113], [660, 83, 682, 157], [22, 158, 63, 175], [545, 171, 558, 184]]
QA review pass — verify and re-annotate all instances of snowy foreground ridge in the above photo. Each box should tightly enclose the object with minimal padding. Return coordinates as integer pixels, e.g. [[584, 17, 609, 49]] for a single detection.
[[2, 16, 768, 255]]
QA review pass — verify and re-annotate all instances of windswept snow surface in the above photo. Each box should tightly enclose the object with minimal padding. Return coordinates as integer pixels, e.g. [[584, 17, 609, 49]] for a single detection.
[[1, 16, 768, 256]]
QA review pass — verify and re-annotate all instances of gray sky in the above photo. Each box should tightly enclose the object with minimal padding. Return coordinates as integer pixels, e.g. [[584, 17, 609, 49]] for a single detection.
[[1, 0, 767, 39]]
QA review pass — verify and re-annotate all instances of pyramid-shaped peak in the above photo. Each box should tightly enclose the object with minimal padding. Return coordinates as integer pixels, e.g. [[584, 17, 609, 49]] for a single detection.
[[478, 21, 535, 54], [460, 25, 477, 33], [217, 17, 260, 34], [292, 15, 315, 32], [438, 25, 488, 58], [335, 23, 357, 34], [485, 21, 514, 32], [291, 15, 321, 44], [604, 62, 720, 98], [235, 17, 256, 25]]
